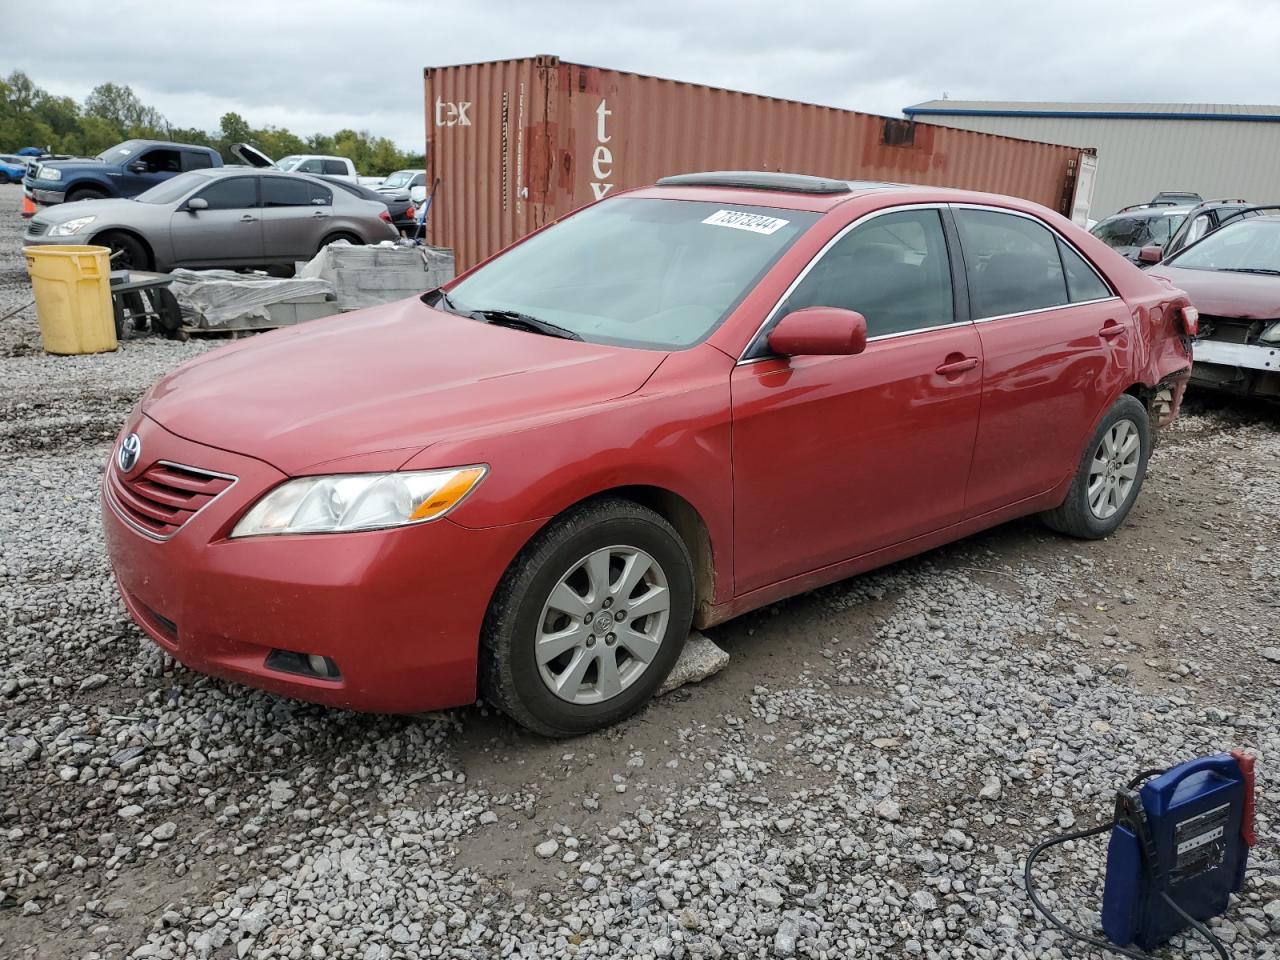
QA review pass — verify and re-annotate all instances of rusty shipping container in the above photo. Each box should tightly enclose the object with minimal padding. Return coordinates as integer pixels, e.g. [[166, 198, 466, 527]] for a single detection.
[[424, 56, 1094, 271]]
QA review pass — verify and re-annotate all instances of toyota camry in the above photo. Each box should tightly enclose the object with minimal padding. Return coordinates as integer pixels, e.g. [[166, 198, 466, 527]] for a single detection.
[[103, 172, 1195, 736]]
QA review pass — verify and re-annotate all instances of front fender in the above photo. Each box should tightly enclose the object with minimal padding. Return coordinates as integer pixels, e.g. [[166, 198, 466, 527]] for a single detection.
[[403, 346, 736, 603]]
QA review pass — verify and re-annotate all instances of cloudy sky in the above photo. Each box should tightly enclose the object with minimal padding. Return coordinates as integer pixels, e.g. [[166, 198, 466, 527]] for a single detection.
[[4, 0, 1279, 150]]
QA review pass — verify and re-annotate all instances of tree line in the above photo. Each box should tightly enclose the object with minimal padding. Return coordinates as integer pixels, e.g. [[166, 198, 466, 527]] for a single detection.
[[0, 71, 423, 177]]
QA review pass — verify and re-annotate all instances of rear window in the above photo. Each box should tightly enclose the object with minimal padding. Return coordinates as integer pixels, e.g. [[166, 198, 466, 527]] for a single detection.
[[321, 159, 347, 175], [182, 151, 214, 171]]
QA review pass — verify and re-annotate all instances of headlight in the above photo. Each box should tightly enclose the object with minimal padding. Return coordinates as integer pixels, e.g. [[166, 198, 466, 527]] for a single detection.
[[1260, 321, 1280, 344], [38, 166, 62, 181], [50, 216, 96, 236], [230, 466, 487, 538]]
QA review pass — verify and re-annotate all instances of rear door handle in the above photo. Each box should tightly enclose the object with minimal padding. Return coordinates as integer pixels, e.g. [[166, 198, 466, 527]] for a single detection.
[[239, 214, 257, 222], [1099, 321, 1127, 339], [935, 357, 979, 376]]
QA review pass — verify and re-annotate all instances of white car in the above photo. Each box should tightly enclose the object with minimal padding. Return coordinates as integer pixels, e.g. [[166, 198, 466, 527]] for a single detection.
[[378, 169, 428, 204], [230, 144, 358, 184]]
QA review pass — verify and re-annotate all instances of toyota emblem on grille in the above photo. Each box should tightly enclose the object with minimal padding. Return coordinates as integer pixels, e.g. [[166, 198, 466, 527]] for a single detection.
[[117, 433, 142, 473]]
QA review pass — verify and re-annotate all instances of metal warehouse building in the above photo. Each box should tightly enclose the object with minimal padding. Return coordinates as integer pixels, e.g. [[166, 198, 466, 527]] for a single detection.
[[902, 100, 1280, 220]]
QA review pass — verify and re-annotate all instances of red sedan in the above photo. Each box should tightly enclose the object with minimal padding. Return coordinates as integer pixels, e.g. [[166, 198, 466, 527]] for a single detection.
[[103, 172, 1196, 736]]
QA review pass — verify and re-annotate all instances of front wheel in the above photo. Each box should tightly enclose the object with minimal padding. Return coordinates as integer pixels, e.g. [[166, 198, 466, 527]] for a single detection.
[[1040, 394, 1150, 539], [94, 231, 150, 271], [480, 498, 694, 737]]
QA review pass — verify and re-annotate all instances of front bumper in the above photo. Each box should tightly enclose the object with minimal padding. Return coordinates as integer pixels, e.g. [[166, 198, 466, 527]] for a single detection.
[[1190, 338, 1280, 398], [101, 415, 540, 713], [25, 185, 66, 205]]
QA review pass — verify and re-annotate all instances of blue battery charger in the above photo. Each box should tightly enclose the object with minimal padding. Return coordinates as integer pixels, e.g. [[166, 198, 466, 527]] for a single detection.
[[1026, 750, 1257, 959]]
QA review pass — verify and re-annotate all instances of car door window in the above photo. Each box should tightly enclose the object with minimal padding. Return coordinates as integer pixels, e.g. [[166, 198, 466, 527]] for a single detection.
[[955, 209, 1067, 319], [182, 151, 214, 171], [296, 159, 324, 174], [261, 177, 313, 207], [307, 182, 333, 206], [1056, 239, 1112, 303], [321, 159, 347, 175], [192, 177, 258, 210], [779, 208, 955, 338], [136, 148, 182, 173]]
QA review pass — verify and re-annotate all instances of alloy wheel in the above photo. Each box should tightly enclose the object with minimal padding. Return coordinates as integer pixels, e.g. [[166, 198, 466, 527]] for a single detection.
[[1087, 418, 1141, 520], [536, 545, 671, 705]]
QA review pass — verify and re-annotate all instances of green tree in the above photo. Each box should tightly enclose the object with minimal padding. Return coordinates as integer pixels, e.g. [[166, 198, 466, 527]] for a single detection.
[[84, 82, 165, 136]]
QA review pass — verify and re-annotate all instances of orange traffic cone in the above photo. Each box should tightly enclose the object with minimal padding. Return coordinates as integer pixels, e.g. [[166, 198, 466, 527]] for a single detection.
[[21, 194, 37, 219]]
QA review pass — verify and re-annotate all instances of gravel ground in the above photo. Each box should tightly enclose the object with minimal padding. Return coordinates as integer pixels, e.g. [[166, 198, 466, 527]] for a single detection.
[[1, 179, 1278, 960]]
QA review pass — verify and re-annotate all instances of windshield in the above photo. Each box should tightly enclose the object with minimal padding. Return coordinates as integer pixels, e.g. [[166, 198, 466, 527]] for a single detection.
[[445, 198, 819, 349], [96, 140, 145, 162], [1167, 218, 1280, 272], [134, 172, 205, 204], [276, 156, 302, 170], [1091, 213, 1185, 249], [381, 171, 413, 188]]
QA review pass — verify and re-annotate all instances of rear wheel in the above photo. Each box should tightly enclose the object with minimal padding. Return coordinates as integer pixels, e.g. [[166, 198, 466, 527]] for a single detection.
[[94, 231, 150, 271], [319, 231, 362, 252], [1041, 394, 1150, 539], [480, 498, 694, 737]]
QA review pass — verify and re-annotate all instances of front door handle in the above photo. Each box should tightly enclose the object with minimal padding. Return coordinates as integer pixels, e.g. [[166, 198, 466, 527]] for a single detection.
[[239, 214, 257, 223], [1099, 321, 1127, 339], [936, 356, 979, 376], [312, 210, 330, 218]]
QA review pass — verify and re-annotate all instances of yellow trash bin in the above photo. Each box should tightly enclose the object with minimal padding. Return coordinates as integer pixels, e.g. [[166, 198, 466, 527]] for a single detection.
[[23, 244, 118, 355]]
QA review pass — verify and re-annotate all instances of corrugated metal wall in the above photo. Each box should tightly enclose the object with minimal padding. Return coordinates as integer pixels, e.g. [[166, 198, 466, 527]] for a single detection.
[[910, 112, 1280, 218], [425, 57, 1088, 270]]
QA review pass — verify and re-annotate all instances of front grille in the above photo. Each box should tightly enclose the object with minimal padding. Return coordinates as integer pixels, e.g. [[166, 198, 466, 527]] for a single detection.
[[107, 461, 236, 539], [25, 220, 48, 237]]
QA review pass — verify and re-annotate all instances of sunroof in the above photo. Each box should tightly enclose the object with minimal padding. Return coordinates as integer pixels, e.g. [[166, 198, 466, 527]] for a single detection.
[[656, 171, 853, 195]]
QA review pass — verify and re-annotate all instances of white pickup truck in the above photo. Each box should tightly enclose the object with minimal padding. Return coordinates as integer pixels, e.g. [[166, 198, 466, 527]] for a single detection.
[[230, 144, 359, 184]]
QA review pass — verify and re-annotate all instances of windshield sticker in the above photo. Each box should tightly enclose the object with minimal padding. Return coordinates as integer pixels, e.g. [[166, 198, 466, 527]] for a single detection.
[[702, 209, 790, 235]]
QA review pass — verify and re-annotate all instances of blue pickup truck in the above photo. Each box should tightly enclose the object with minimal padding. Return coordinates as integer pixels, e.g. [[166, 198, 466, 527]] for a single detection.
[[23, 139, 223, 210]]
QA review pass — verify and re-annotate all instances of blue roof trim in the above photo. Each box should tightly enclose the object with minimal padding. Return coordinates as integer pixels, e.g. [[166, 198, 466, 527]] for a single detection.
[[903, 106, 1280, 123]]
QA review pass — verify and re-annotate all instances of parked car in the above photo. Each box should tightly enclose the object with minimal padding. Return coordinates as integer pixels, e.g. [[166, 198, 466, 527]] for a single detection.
[[100, 171, 1194, 735], [1150, 191, 1203, 206], [1145, 200, 1280, 263], [319, 176, 413, 233], [22, 139, 223, 209], [1090, 205, 1192, 264], [230, 143, 358, 184], [1148, 215, 1280, 400], [24, 168, 396, 270], [0, 154, 26, 183], [378, 169, 428, 204]]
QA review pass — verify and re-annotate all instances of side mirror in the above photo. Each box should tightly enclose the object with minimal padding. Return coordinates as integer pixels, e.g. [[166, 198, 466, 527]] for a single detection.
[[127, 160, 149, 174], [186, 197, 208, 212], [767, 306, 868, 357], [1138, 245, 1163, 265]]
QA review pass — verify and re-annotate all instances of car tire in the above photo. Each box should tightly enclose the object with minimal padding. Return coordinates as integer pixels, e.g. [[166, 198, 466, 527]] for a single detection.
[[1040, 394, 1151, 539], [319, 231, 362, 252], [94, 232, 150, 271], [66, 187, 106, 203], [480, 497, 694, 737]]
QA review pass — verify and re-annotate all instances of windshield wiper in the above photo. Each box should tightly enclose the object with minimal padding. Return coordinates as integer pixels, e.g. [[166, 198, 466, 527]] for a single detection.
[[1219, 267, 1280, 275], [467, 308, 583, 341]]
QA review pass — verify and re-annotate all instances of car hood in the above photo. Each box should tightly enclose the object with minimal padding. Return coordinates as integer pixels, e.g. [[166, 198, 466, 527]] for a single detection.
[[36, 158, 103, 174], [142, 297, 668, 475], [33, 197, 144, 223], [1148, 264, 1280, 319]]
